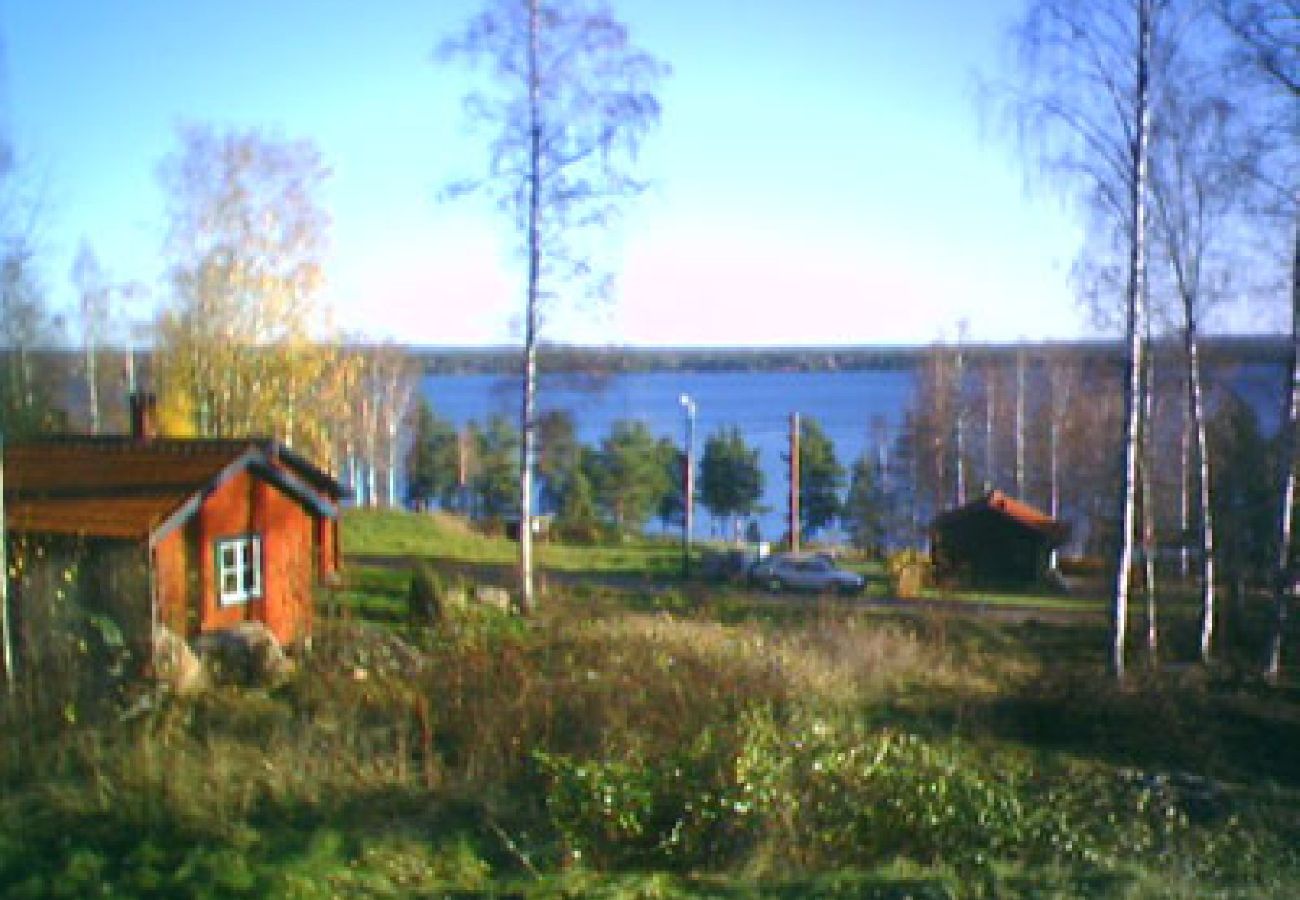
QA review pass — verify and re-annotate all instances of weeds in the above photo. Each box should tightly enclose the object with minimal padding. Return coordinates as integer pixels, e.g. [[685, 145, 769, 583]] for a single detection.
[[0, 579, 1298, 896]]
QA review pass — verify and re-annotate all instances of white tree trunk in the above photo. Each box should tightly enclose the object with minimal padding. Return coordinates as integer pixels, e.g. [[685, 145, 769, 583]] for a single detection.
[[517, 0, 541, 615], [1268, 218, 1300, 679], [1141, 345, 1158, 663], [1186, 331, 1216, 663], [985, 368, 996, 492], [1015, 349, 1026, 498], [1112, 0, 1154, 681], [1180, 393, 1191, 580], [388, 421, 399, 508]]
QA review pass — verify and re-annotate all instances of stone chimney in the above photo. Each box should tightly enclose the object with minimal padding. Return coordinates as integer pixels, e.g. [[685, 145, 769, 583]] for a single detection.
[[129, 391, 158, 442]]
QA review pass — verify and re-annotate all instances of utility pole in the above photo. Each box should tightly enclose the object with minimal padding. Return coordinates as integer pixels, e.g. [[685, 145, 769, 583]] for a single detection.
[[789, 412, 801, 552], [457, 427, 471, 516], [679, 394, 696, 578]]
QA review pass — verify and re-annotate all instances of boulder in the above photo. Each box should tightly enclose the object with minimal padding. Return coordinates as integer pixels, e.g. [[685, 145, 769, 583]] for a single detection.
[[474, 585, 513, 614], [194, 621, 295, 686], [152, 625, 206, 695]]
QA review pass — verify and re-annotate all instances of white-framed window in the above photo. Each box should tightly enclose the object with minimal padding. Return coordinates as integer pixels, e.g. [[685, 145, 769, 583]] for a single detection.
[[216, 535, 263, 607]]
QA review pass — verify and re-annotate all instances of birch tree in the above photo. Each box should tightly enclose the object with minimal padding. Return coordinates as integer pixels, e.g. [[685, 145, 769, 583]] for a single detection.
[[1148, 60, 1255, 662], [1215, 0, 1299, 678], [0, 241, 62, 438], [155, 124, 343, 462], [1007, 0, 1171, 677], [439, 0, 667, 612], [350, 345, 416, 508], [70, 241, 108, 434]]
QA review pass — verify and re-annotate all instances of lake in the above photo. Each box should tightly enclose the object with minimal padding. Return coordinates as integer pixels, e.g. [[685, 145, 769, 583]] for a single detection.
[[421, 368, 916, 541]]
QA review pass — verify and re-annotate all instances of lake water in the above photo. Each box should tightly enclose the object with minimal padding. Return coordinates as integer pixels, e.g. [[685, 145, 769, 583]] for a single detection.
[[421, 368, 916, 541]]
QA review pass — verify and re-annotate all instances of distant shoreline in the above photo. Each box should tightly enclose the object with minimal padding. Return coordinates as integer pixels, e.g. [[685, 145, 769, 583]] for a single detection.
[[400, 334, 1290, 376]]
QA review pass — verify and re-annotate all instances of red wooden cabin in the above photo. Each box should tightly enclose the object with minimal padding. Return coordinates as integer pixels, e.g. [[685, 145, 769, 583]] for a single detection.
[[930, 490, 1069, 588], [3, 397, 343, 659]]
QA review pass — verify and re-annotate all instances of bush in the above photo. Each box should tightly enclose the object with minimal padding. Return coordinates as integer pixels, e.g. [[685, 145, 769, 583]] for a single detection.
[[407, 563, 444, 624], [887, 550, 930, 598]]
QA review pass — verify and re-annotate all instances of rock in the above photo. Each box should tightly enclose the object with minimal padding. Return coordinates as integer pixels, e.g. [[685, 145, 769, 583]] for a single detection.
[[194, 621, 294, 687], [474, 585, 513, 614], [152, 625, 206, 695]]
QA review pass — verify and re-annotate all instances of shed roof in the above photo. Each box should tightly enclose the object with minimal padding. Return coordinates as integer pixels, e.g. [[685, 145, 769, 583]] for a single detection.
[[4, 437, 343, 543], [931, 490, 1069, 544]]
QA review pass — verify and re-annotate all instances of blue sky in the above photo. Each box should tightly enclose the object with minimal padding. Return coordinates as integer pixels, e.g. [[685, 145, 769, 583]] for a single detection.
[[4, 0, 1089, 347]]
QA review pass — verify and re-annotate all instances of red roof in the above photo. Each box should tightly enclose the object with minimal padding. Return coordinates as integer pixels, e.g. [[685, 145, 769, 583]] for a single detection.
[[5, 437, 342, 542], [931, 489, 1069, 543]]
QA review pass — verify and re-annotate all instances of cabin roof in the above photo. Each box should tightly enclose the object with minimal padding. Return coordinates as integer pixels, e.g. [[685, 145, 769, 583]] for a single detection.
[[931, 489, 1069, 544], [4, 437, 343, 543]]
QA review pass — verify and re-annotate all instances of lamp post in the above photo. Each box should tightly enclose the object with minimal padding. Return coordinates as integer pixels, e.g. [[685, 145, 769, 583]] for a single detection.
[[679, 393, 696, 578]]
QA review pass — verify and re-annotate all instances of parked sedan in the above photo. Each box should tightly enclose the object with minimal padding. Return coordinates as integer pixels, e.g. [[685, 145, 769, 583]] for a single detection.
[[749, 552, 865, 595]]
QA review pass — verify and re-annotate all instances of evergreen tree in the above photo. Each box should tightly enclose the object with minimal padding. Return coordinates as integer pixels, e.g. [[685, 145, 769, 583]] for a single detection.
[[404, 399, 460, 510], [1209, 394, 1275, 599], [844, 452, 888, 556], [655, 436, 685, 530], [537, 409, 582, 515], [592, 419, 670, 533], [472, 415, 521, 520], [699, 426, 763, 537], [555, 453, 601, 542], [799, 416, 844, 537]]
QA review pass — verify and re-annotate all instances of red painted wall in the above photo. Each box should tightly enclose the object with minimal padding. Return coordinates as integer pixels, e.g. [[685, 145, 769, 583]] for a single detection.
[[154, 528, 190, 636], [169, 469, 322, 647]]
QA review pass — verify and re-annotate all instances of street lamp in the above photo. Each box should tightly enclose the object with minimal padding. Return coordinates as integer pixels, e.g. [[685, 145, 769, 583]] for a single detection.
[[679, 393, 696, 578]]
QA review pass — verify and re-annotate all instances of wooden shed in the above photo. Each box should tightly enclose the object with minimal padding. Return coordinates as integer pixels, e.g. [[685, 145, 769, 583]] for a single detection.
[[930, 490, 1069, 588], [2, 400, 343, 675]]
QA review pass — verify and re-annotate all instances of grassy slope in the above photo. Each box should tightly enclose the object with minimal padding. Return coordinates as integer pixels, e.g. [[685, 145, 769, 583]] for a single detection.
[[0, 509, 1297, 897], [345, 507, 686, 577]]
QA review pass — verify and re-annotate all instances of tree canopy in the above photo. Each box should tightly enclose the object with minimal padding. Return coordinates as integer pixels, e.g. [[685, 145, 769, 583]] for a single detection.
[[699, 426, 763, 536], [798, 416, 844, 537], [153, 124, 346, 462]]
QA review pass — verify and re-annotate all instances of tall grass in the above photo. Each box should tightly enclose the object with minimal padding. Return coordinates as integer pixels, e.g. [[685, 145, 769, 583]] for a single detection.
[[0, 583, 1297, 895]]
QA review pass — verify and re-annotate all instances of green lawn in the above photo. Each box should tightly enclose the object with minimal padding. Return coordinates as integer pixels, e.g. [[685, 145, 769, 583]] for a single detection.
[[344, 507, 686, 578]]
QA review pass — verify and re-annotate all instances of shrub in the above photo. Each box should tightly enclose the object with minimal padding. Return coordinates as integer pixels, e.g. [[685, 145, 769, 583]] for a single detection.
[[887, 549, 930, 598], [407, 563, 444, 624]]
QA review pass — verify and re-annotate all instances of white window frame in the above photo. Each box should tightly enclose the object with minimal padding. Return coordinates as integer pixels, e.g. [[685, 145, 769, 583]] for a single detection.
[[216, 534, 263, 607]]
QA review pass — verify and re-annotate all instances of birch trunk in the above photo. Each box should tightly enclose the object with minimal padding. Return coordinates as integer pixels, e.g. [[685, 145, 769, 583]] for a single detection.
[[85, 341, 99, 435], [1112, 0, 1154, 680], [1186, 327, 1216, 663], [1141, 343, 1159, 664], [517, 0, 541, 615], [1267, 219, 1300, 679], [1180, 393, 1191, 580], [985, 368, 996, 492], [1016, 349, 1026, 498]]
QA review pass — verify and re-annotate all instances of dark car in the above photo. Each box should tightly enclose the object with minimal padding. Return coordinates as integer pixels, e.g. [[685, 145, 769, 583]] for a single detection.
[[749, 552, 864, 595]]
